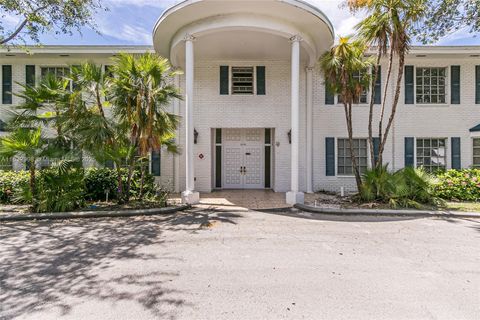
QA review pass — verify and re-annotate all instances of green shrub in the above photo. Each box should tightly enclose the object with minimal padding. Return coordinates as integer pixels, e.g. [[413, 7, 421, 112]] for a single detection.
[[360, 165, 439, 208], [434, 169, 480, 201], [35, 168, 86, 213], [84, 168, 157, 201], [0, 170, 29, 204]]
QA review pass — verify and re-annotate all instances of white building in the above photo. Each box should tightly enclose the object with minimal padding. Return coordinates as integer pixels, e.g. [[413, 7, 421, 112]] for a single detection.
[[1, 0, 480, 205]]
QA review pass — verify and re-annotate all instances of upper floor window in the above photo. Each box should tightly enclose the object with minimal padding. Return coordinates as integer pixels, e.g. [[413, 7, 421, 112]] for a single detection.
[[231, 67, 254, 94], [416, 138, 446, 172], [41, 67, 70, 79], [416, 67, 446, 104], [473, 138, 480, 168], [337, 138, 368, 175], [338, 71, 368, 104]]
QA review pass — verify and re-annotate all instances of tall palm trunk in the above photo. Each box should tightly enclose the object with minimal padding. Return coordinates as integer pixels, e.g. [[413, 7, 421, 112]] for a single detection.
[[368, 47, 383, 168], [377, 45, 395, 167], [343, 99, 363, 192], [29, 158, 37, 210], [378, 46, 406, 164], [115, 164, 124, 204]]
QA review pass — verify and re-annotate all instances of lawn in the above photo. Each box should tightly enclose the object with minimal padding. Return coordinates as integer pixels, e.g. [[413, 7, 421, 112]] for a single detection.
[[442, 201, 480, 212]]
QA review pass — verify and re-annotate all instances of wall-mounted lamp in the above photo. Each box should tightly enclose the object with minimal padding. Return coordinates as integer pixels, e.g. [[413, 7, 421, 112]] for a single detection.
[[194, 129, 199, 144], [287, 129, 292, 144]]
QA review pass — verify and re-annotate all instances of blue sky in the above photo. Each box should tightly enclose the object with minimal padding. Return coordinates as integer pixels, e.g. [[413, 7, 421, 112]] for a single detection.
[[4, 0, 479, 46]]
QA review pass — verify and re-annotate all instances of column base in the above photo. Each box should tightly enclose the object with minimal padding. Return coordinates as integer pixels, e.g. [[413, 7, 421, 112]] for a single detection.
[[286, 191, 304, 205], [181, 190, 200, 205]]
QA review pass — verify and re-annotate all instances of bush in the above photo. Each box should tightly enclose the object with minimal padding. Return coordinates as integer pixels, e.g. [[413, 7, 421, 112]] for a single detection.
[[84, 168, 157, 201], [360, 165, 439, 208], [35, 168, 86, 213], [434, 169, 480, 201], [0, 170, 29, 204]]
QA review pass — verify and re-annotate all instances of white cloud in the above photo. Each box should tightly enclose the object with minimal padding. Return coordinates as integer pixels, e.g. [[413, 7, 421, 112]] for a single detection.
[[104, 0, 179, 9], [97, 21, 152, 44]]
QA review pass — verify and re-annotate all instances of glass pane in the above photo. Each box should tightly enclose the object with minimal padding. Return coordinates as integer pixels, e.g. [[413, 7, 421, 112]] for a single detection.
[[474, 139, 480, 147]]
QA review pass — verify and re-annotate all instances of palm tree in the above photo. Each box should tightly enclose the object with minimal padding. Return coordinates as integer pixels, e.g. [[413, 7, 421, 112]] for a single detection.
[[109, 53, 181, 201], [349, 0, 426, 167], [320, 37, 374, 191], [0, 128, 53, 208]]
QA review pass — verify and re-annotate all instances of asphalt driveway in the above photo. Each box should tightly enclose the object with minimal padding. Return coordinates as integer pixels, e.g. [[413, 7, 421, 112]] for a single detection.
[[1, 207, 479, 320]]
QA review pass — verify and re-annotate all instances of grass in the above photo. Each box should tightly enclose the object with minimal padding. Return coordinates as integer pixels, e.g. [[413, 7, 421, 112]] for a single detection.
[[441, 201, 480, 212]]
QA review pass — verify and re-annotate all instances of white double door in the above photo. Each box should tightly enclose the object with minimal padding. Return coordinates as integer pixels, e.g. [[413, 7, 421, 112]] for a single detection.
[[223, 128, 264, 189]]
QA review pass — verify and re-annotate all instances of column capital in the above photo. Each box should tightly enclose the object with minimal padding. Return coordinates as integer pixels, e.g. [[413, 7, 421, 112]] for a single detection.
[[184, 34, 196, 42], [289, 34, 303, 43]]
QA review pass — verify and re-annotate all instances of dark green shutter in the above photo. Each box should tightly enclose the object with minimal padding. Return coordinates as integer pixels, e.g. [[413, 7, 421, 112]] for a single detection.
[[215, 128, 222, 188], [104, 160, 114, 169], [451, 137, 461, 170], [256, 66, 265, 95], [26, 65, 35, 87], [373, 137, 380, 164], [451, 66, 460, 104], [405, 65, 414, 104], [220, 66, 229, 95], [405, 137, 414, 167], [476, 66, 480, 104], [325, 81, 335, 105], [2, 65, 12, 104], [374, 66, 382, 104], [151, 150, 161, 176], [326, 137, 335, 176]]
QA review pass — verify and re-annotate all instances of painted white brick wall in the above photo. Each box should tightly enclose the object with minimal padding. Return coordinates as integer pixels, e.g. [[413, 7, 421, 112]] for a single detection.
[[2, 53, 480, 194]]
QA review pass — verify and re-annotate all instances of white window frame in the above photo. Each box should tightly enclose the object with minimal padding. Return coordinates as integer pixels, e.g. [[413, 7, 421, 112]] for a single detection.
[[40, 65, 73, 91], [336, 69, 371, 106], [230, 66, 257, 95], [415, 137, 448, 172], [414, 66, 449, 106], [336, 137, 370, 176]]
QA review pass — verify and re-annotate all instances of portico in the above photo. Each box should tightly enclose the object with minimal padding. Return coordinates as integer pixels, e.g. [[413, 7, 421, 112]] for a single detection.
[[153, 0, 334, 204]]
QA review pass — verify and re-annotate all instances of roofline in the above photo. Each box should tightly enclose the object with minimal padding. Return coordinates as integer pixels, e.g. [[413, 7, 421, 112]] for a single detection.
[[0, 45, 153, 54], [153, 0, 335, 41]]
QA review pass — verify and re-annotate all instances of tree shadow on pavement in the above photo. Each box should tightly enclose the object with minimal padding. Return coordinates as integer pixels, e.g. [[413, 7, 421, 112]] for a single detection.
[[0, 209, 244, 319]]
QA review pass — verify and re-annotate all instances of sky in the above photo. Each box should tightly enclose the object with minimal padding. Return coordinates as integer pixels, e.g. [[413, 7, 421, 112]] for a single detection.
[[3, 0, 479, 46]]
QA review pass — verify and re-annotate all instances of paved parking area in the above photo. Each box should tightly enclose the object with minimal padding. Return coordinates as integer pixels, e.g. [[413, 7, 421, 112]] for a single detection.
[[1, 206, 479, 320]]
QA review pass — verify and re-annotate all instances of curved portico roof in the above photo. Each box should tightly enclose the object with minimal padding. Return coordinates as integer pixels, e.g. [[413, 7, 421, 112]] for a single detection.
[[153, 0, 335, 66]]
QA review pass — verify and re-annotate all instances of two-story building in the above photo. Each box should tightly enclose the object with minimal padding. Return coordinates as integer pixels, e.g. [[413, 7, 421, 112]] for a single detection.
[[1, 0, 479, 204]]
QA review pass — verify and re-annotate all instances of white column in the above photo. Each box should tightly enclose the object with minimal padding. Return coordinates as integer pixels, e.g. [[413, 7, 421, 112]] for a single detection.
[[173, 73, 180, 193], [286, 35, 305, 205], [181, 34, 200, 204], [306, 66, 314, 193]]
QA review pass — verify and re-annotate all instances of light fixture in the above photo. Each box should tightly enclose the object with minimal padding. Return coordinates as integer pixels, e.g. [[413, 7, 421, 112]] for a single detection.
[[287, 130, 292, 144], [194, 129, 199, 144], [59, 54, 70, 57], [470, 54, 480, 57], [416, 54, 427, 58], [5, 54, 15, 57]]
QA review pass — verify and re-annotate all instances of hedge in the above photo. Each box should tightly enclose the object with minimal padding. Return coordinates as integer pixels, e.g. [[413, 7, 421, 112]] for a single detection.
[[434, 169, 480, 202]]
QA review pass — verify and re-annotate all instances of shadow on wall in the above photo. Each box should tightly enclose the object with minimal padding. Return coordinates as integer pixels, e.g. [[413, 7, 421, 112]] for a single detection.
[[0, 210, 243, 319]]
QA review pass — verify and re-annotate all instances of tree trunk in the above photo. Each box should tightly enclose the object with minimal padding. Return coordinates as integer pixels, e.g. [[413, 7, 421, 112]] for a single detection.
[[368, 48, 383, 168], [378, 47, 406, 161], [124, 154, 137, 203], [115, 164, 124, 204], [29, 159, 37, 210], [343, 101, 363, 192], [377, 45, 395, 167], [139, 160, 146, 200]]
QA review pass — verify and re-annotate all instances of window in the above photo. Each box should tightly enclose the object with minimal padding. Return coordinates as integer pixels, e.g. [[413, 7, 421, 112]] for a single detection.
[[337, 138, 368, 175], [0, 157, 12, 171], [2, 65, 12, 104], [473, 138, 480, 168], [231, 67, 254, 94], [416, 138, 446, 172], [416, 67, 446, 104], [41, 67, 70, 79], [338, 71, 368, 104]]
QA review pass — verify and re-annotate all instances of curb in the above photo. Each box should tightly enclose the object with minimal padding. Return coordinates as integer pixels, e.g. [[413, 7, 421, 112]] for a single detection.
[[294, 203, 480, 219], [0, 205, 190, 222]]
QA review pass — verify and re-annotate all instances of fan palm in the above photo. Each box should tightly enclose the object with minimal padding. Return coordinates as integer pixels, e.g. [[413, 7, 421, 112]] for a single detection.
[[349, 0, 426, 167], [0, 128, 55, 208], [320, 37, 374, 191], [109, 52, 181, 200]]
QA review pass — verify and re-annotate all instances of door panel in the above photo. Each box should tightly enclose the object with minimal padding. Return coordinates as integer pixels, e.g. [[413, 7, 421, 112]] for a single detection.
[[221, 129, 264, 189]]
